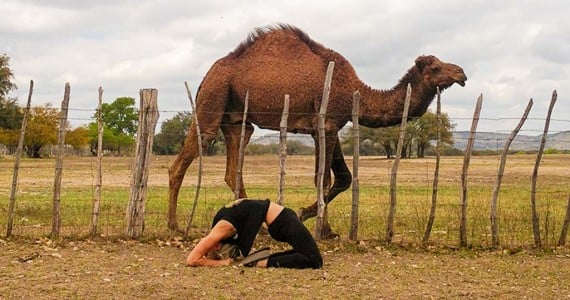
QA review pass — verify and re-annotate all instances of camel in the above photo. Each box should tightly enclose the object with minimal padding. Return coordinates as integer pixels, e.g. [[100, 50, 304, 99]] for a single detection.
[[168, 24, 467, 234]]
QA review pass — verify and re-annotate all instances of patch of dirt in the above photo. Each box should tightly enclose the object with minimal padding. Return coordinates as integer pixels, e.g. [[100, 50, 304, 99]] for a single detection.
[[2, 238, 570, 299]]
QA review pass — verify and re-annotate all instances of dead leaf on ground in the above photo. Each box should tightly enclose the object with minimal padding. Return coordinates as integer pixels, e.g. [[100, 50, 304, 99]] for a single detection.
[[18, 252, 40, 263]]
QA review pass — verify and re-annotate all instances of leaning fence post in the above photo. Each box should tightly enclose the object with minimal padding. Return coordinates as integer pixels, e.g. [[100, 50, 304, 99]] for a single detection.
[[423, 86, 442, 245], [490, 98, 533, 248], [385, 83, 411, 243], [6, 80, 33, 238], [531, 90, 557, 248], [277, 94, 290, 205], [349, 91, 360, 241], [90, 87, 104, 237], [51, 82, 71, 238], [184, 82, 203, 235], [459, 94, 483, 248], [315, 61, 335, 240], [234, 90, 249, 200], [125, 89, 159, 238]]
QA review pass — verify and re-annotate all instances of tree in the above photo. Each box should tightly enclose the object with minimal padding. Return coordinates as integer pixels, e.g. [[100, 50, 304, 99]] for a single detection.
[[24, 104, 59, 158], [101, 97, 138, 136], [0, 54, 22, 130], [66, 127, 90, 152], [87, 122, 135, 156], [0, 54, 17, 98], [285, 140, 314, 155], [88, 97, 138, 155], [342, 125, 398, 158], [342, 127, 382, 156], [153, 111, 226, 156], [153, 111, 192, 155], [341, 110, 455, 158], [0, 98, 22, 130], [412, 111, 455, 157]]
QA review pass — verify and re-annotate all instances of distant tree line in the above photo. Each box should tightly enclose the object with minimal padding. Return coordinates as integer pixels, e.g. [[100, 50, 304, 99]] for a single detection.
[[151, 112, 314, 156], [340, 111, 456, 158], [0, 53, 136, 157]]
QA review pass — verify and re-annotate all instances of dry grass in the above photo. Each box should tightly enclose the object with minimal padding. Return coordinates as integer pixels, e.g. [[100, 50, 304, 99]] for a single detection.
[[0, 154, 569, 247]]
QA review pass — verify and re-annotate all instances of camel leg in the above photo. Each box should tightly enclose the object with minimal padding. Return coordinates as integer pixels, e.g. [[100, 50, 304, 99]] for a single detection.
[[298, 136, 331, 222], [299, 136, 351, 239], [220, 119, 254, 198], [168, 123, 223, 231], [300, 136, 351, 221], [168, 124, 197, 231], [327, 138, 352, 202], [296, 131, 342, 239], [167, 78, 229, 231]]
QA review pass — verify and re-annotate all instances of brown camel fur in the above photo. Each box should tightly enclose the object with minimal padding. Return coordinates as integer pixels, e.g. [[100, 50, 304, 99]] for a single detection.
[[168, 24, 467, 234]]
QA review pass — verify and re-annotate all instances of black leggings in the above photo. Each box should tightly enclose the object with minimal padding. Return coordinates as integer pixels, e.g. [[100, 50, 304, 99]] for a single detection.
[[267, 208, 323, 269]]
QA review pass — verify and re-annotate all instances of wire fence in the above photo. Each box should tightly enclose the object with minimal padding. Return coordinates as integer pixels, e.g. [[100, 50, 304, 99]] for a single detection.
[[0, 85, 569, 249], [1, 152, 568, 246]]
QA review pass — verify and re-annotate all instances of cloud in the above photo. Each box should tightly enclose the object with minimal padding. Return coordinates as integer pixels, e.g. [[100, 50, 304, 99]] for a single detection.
[[2, 0, 568, 133]]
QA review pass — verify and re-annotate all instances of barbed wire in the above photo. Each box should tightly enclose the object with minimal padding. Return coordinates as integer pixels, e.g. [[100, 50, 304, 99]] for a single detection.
[[2, 106, 570, 121], [1, 107, 569, 146]]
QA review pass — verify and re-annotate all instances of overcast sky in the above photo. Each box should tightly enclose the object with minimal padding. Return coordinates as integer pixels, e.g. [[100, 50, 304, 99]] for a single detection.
[[2, 0, 568, 135]]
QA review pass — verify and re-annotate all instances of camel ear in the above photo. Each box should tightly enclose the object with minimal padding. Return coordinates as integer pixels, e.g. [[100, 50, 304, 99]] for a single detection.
[[415, 55, 435, 72]]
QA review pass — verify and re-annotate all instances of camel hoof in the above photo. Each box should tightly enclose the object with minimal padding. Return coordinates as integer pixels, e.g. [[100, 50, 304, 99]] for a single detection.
[[321, 223, 340, 240], [297, 208, 307, 221], [297, 206, 317, 222], [321, 231, 340, 240]]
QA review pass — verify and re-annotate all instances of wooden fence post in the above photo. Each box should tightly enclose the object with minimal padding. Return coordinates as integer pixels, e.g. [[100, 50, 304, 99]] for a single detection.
[[6, 80, 33, 238], [423, 87, 442, 245], [349, 91, 360, 241], [385, 83, 411, 243], [51, 82, 71, 238], [315, 61, 335, 240], [125, 89, 159, 238], [531, 90, 557, 248], [559, 195, 570, 246], [90, 87, 104, 237], [184, 82, 203, 235], [459, 94, 483, 248], [234, 91, 249, 200], [490, 98, 533, 247], [277, 94, 290, 205]]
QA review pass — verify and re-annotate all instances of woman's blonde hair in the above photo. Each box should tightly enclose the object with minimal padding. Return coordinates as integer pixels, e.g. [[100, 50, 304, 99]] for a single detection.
[[207, 243, 241, 260]]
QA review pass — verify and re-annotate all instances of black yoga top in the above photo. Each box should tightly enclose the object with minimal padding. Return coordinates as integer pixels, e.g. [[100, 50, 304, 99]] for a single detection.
[[212, 199, 270, 256]]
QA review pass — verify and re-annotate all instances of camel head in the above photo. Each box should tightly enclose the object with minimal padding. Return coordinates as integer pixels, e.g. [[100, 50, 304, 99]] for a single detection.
[[415, 55, 467, 90]]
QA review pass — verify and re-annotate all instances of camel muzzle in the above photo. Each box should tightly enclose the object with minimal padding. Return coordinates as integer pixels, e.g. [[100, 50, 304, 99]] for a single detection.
[[454, 67, 467, 87]]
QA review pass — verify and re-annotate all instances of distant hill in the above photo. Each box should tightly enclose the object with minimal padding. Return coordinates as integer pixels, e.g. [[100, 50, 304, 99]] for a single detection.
[[447, 131, 570, 151], [252, 131, 570, 151], [251, 133, 314, 147]]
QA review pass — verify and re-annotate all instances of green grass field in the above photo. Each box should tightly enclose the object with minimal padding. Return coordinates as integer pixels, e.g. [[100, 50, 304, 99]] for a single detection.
[[1, 154, 569, 248]]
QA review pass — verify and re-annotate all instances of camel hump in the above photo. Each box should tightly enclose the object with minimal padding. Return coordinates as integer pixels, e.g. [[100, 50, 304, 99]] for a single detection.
[[227, 24, 325, 59]]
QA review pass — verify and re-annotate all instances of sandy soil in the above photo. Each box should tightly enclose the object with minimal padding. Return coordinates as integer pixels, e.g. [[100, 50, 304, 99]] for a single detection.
[[2, 237, 570, 299]]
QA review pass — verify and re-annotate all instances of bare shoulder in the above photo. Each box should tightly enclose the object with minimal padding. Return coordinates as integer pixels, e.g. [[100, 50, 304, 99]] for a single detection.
[[211, 220, 237, 238]]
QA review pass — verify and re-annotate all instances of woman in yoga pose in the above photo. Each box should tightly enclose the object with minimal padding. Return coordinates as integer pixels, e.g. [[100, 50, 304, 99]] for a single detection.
[[186, 199, 322, 269]]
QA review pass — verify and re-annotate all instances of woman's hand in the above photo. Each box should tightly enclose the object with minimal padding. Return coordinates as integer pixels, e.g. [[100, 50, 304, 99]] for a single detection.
[[222, 258, 233, 266], [186, 220, 237, 267]]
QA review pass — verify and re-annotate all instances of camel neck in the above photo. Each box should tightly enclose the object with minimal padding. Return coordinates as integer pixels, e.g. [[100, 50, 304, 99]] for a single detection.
[[357, 73, 436, 128]]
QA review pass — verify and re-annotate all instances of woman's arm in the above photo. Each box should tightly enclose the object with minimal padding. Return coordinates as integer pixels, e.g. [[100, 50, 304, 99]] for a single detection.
[[186, 220, 236, 267]]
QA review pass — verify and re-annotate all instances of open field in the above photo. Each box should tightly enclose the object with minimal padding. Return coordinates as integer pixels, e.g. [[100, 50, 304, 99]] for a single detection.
[[1, 154, 569, 246], [1, 154, 570, 298]]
